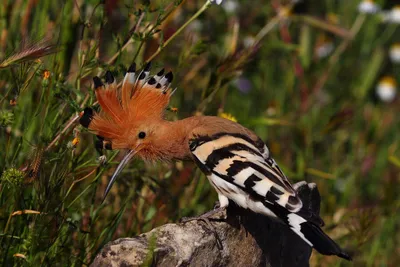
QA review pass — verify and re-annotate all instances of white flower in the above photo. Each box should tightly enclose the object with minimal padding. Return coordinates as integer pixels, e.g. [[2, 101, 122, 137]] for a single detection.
[[389, 43, 400, 63], [382, 6, 400, 23], [376, 76, 397, 102], [243, 36, 256, 48], [209, 0, 223, 5], [315, 42, 334, 58], [315, 35, 334, 59], [222, 0, 238, 13], [358, 0, 379, 14]]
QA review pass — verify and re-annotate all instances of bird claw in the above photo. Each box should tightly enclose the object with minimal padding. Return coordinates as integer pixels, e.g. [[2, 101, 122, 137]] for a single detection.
[[199, 206, 227, 220], [180, 206, 227, 223], [213, 201, 220, 210], [179, 206, 226, 250]]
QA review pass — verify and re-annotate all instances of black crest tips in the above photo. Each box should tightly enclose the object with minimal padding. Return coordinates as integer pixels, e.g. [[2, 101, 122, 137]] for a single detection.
[[138, 71, 146, 80], [83, 107, 93, 115], [93, 76, 104, 89], [95, 139, 113, 151], [79, 107, 94, 128], [144, 61, 152, 71], [105, 71, 114, 84], [104, 141, 112, 150], [128, 62, 136, 73], [165, 71, 173, 83], [95, 139, 103, 153], [156, 68, 165, 76], [148, 77, 157, 85]]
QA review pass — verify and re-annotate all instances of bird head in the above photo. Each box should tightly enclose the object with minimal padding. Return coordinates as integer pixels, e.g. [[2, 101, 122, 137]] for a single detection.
[[79, 62, 175, 200]]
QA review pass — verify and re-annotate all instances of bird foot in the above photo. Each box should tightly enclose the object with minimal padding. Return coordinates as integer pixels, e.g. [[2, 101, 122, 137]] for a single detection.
[[180, 206, 227, 250], [180, 206, 227, 222]]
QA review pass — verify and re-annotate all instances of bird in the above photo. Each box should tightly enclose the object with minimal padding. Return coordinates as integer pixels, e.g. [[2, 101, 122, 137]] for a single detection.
[[79, 62, 352, 261]]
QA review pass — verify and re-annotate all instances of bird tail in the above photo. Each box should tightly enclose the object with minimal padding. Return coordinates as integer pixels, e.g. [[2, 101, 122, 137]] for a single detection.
[[286, 213, 352, 261]]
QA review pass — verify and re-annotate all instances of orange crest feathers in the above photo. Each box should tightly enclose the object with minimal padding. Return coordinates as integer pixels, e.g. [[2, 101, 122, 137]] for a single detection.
[[79, 62, 175, 149]]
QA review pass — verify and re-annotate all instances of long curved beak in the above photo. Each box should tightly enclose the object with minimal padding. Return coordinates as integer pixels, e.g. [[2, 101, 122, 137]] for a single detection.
[[102, 149, 137, 202]]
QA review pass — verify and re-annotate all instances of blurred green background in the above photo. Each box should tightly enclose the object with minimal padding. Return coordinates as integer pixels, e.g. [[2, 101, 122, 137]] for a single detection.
[[0, 0, 399, 266]]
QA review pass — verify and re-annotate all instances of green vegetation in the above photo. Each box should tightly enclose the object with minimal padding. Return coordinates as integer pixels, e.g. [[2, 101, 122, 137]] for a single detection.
[[0, 0, 399, 266]]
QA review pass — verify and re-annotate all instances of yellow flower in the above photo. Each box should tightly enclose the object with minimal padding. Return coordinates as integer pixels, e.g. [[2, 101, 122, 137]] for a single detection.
[[72, 137, 80, 146], [278, 6, 292, 19], [326, 13, 339, 25], [43, 70, 50, 80], [219, 112, 237, 122], [170, 107, 179, 113], [9, 98, 17, 106]]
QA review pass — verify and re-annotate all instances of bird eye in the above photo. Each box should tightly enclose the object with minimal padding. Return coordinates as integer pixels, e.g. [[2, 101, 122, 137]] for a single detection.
[[138, 132, 146, 139]]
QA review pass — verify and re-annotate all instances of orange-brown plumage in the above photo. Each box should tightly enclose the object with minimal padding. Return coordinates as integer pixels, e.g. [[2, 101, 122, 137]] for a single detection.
[[80, 63, 261, 161], [82, 64, 176, 152]]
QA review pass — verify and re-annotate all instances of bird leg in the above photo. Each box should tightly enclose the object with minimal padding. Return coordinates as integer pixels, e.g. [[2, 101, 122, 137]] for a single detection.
[[199, 206, 227, 220], [180, 205, 227, 223]]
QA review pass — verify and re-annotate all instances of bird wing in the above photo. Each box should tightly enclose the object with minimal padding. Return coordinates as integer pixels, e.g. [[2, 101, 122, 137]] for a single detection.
[[189, 132, 302, 212]]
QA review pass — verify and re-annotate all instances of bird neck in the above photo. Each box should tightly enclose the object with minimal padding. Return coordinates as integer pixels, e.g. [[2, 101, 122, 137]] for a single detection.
[[153, 116, 202, 161], [150, 115, 260, 161]]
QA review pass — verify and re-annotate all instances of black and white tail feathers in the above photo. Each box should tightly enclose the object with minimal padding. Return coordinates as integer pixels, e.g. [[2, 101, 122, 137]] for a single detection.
[[268, 201, 352, 261], [297, 218, 352, 260]]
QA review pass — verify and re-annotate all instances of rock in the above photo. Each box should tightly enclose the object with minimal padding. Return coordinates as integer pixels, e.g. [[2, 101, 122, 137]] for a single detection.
[[92, 182, 320, 267]]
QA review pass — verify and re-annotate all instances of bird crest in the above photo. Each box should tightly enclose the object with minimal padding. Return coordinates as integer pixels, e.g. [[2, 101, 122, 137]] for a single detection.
[[79, 62, 175, 149]]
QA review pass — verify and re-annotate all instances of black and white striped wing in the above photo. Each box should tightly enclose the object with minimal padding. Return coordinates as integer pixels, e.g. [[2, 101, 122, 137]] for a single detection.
[[189, 133, 302, 212]]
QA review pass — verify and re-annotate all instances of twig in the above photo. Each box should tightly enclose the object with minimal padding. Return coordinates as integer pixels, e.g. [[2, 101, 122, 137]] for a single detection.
[[254, 16, 280, 44], [63, 168, 97, 201], [146, 1, 211, 63], [45, 94, 91, 151], [107, 12, 145, 65], [45, 115, 80, 151], [293, 15, 352, 38]]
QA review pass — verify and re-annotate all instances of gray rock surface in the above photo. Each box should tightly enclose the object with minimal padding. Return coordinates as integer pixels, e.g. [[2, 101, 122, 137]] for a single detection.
[[92, 182, 319, 267]]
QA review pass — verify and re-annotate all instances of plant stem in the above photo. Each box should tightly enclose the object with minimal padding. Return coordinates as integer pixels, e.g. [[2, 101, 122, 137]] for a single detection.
[[293, 15, 352, 38], [146, 1, 212, 62], [107, 12, 146, 65], [312, 14, 365, 93], [254, 16, 280, 44]]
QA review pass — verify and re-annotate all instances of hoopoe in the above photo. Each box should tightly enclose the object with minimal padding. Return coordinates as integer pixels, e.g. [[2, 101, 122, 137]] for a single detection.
[[80, 62, 351, 261]]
